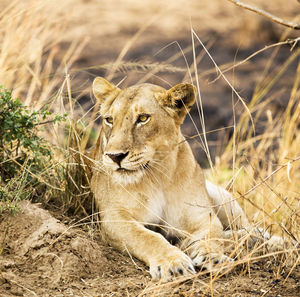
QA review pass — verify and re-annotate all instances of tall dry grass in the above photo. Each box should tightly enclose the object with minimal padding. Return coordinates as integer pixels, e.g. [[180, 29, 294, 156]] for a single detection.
[[0, 0, 87, 111], [211, 51, 300, 238], [0, 0, 91, 214]]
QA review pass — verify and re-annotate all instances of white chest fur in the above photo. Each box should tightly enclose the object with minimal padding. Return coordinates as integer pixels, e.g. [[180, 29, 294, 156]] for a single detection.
[[143, 189, 166, 225]]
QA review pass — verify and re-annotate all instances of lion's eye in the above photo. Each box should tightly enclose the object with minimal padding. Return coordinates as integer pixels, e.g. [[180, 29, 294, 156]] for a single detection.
[[104, 117, 113, 125], [137, 114, 150, 124]]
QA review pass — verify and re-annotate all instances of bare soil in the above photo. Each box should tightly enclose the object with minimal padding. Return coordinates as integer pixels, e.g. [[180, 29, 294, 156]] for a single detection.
[[0, 202, 299, 297]]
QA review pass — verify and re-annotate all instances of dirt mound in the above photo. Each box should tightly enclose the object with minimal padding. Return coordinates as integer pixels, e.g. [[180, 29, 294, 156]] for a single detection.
[[0, 202, 299, 296], [0, 201, 148, 296]]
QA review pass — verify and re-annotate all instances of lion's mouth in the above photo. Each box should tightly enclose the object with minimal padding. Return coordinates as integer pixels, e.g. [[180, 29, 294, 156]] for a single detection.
[[116, 161, 149, 173]]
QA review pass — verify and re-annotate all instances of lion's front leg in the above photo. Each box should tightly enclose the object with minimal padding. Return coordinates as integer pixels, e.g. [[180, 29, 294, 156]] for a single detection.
[[101, 210, 195, 282]]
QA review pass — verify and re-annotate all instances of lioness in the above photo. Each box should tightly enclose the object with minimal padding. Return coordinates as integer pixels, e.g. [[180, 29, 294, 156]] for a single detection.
[[90, 77, 254, 281]]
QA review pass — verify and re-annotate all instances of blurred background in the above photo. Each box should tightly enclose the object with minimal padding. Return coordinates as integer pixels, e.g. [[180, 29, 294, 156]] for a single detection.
[[0, 0, 299, 165]]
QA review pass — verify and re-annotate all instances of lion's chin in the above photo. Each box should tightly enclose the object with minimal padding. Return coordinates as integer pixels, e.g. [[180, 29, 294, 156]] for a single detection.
[[112, 169, 145, 186]]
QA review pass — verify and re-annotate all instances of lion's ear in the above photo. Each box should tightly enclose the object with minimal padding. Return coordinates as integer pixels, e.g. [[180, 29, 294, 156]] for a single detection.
[[92, 77, 121, 105], [159, 83, 196, 124]]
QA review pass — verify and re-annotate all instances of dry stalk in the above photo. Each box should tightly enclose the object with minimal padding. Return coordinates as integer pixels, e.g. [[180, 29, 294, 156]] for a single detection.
[[227, 0, 300, 29], [209, 37, 300, 84]]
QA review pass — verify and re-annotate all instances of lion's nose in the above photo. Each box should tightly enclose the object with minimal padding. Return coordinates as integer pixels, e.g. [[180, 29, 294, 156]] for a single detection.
[[106, 152, 129, 166]]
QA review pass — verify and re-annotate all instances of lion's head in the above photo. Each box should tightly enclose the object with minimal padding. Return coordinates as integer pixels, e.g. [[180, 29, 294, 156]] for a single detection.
[[92, 77, 196, 185]]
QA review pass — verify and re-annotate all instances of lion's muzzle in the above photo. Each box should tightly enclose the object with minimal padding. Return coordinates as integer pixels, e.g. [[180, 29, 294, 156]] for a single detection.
[[106, 151, 129, 167]]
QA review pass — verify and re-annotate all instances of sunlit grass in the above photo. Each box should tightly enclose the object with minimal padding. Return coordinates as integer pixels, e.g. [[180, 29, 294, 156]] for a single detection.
[[212, 56, 300, 238]]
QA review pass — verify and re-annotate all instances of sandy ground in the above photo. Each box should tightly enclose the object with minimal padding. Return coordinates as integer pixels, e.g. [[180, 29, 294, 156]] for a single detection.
[[0, 202, 299, 297]]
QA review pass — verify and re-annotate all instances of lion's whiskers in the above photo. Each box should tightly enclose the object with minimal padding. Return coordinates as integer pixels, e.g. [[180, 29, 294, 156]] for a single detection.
[[150, 158, 171, 173], [148, 161, 172, 182]]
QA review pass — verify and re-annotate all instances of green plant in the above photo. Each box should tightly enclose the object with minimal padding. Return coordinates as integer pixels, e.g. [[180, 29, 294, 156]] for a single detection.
[[0, 86, 66, 206]]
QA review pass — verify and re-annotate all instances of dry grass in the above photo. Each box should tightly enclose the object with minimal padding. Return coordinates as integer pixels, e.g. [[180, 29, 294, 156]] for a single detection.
[[0, 0, 88, 111], [211, 50, 300, 237], [0, 0, 299, 295]]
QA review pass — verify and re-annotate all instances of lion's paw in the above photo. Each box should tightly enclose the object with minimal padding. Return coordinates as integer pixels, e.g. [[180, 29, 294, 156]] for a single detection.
[[150, 250, 195, 282], [192, 253, 234, 272]]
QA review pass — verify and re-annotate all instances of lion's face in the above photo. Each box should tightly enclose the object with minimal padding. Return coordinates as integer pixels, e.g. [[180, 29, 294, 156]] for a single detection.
[[93, 77, 196, 185]]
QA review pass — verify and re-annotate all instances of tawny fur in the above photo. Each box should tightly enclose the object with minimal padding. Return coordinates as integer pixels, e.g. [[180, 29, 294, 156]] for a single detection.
[[89, 77, 254, 281]]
